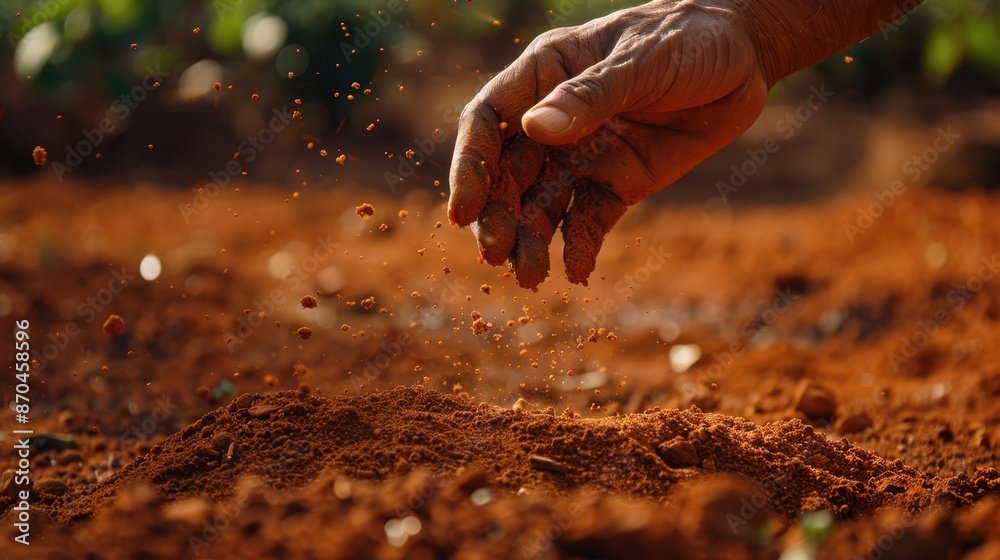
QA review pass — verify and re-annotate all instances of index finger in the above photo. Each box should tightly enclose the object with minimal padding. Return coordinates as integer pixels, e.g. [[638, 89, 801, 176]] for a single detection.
[[448, 104, 500, 227], [448, 46, 554, 226]]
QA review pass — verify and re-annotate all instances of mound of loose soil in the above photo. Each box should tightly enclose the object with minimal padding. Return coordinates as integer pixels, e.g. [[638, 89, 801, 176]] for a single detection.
[[6, 386, 1000, 559], [4, 180, 1000, 558], [33, 385, 999, 519]]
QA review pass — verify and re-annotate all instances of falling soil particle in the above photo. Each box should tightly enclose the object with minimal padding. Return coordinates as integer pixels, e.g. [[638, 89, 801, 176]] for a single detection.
[[32, 146, 47, 166], [295, 327, 312, 340], [471, 318, 490, 336], [102, 314, 125, 336], [300, 295, 318, 309], [355, 203, 374, 219]]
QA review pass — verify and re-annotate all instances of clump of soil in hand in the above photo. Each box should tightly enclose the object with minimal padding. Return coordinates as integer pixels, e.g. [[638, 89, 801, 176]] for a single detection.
[[300, 295, 318, 309], [102, 314, 125, 336], [295, 327, 312, 340], [355, 203, 374, 219]]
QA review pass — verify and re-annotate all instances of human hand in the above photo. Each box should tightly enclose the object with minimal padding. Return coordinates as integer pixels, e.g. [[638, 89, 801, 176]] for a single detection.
[[448, 0, 770, 289]]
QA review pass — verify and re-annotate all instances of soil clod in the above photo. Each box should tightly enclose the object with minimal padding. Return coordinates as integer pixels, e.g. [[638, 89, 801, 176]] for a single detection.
[[794, 381, 838, 421], [102, 314, 125, 336], [355, 203, 375, 219], [32, 146, 47, 166]]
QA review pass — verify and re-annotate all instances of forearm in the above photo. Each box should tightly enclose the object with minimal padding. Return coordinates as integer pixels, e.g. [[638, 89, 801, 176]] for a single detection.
[[737, 0, 926, 86]]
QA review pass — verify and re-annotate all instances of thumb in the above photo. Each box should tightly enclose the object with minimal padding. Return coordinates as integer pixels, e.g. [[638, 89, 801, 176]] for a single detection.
[[521, 59, 629, 146]]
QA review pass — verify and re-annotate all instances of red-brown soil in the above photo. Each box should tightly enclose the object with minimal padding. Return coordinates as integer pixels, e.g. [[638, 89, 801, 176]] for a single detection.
[[2, 179, 1000, 559]]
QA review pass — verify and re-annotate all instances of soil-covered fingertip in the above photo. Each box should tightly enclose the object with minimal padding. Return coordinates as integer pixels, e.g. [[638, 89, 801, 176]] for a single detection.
[[472, 201, 517, 266], [496, 134, 546, 201], [511, 226, 550, 291], [563, 185, 627, 286], [447, 155, 493, 226]]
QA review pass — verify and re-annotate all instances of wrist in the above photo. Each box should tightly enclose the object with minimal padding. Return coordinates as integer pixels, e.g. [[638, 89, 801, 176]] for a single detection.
[[726, 0, 924, 88], [728, 0, 825, 87]]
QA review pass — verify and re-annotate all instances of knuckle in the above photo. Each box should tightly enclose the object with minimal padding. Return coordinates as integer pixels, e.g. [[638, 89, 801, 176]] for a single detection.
[[530, 28, 567, 52], [458, 101, 481, 125], [561, 76, 607, 108]]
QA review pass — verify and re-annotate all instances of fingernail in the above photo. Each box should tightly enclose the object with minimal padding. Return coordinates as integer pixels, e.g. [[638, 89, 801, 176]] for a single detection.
[[525, 106, 572, 134]]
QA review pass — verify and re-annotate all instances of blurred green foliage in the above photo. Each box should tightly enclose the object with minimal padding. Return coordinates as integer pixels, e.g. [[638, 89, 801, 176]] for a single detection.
[[0, 0, 997, 182], [804, 0, 1000, 92], [921, 0, 1000, 84], [4, 0, 999, 89], [2, 0, 998, 106]]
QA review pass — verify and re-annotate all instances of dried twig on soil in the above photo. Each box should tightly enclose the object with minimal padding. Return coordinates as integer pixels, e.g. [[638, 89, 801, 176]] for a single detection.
[[529, 454, 569, 475]]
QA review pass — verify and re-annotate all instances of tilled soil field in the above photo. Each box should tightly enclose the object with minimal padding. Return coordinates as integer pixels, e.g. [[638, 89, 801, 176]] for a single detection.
[[1, 180, 999, 559]]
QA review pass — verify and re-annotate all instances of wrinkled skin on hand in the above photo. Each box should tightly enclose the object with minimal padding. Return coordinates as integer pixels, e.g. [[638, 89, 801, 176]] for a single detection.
[[448, 0, 769, 289]]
